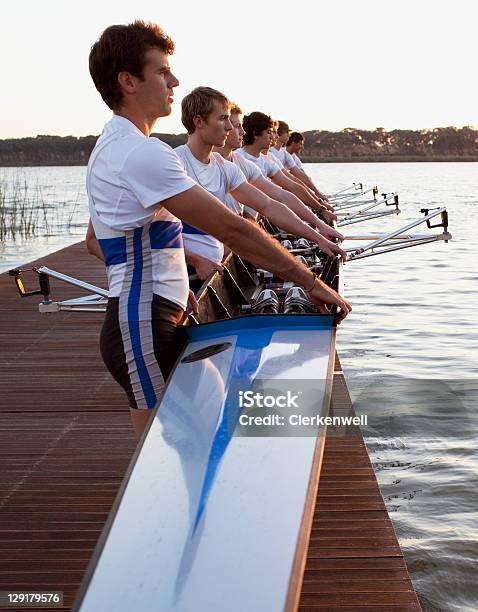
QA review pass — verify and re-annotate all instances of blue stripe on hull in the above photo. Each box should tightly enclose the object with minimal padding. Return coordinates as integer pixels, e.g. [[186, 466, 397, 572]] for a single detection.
[[192, 327, 274, 532], [190, 315, 333, 531], [187, 313, 334, 342]]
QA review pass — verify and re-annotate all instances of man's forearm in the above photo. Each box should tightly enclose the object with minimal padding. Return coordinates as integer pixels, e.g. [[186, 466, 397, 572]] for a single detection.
[[234, 182, 323, 243], [291, 181, 328, 213], [184, 248, 198, 267], [266, 204, 335, 249], [272, 171, 327, 212], [163, 185, 315, 289], [261, 198, 320, 240], [292, 167, 329, 202], [85, 220, 104, 261], [281, 169, 304, 187], [255, 178, 327, 229], [221, 217, 314, 288]]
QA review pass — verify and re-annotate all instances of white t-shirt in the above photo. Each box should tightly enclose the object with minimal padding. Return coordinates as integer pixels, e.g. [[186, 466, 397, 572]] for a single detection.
[[231, 150, 263, 183], [87, 115, 195, 309], [175, 145, 246, 263], [235, 148, 282, 179], [267, 150, 284, 169], [225, 151, 264, 216], [270, 146, 297, 170], [292, 152, 303, 168]]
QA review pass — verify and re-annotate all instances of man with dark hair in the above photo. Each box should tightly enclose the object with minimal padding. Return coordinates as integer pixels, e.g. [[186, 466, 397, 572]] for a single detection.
[[175, 87, 346, 279], [287, 132, 305, 164], [237, 113, 336, 222], [89, 21, 176, 111], [86, 21, 352, 438], [284, 131, 329, 201]]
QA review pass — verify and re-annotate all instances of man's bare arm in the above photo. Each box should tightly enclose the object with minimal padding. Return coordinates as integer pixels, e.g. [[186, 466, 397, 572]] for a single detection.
[[252, 175, 343, 240], [85, 220, 104, 261], [161, 185, 351, 319], [270, 171, 336, 221], [290, 166, 329, 202], [185, 248, 223, 281], [231, 182, 346, 260], [281, 168, 305, 187]]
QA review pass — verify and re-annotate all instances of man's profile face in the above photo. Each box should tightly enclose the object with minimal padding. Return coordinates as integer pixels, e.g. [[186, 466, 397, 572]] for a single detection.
[[255, 126, 273, 151], [225, 113, 245, 149], [277, 129, 290, 147], [288, 139, 303, 154], [133, 48, 179, 119], [200, 101, 233, 147], [270, 128, 279, 147]]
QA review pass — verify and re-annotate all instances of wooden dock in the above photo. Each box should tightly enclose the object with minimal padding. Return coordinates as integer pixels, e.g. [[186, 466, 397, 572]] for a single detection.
[[0, 242, 422, 611]]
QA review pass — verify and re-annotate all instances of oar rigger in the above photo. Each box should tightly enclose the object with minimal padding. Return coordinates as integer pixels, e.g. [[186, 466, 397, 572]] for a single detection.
[[8, 267, 51, 302]]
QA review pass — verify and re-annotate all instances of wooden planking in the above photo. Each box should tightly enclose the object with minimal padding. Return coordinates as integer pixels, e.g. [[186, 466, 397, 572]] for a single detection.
[[0, 243, 123, 414], [0, 244, 133, 611], [0, 242, 422, 611], [298, 357, 422, 610]]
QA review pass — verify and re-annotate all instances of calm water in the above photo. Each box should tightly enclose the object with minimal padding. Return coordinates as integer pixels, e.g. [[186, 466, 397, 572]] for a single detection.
[[311, 162, 478, 612], [1, 163, 477, 611], [0, 167, 90, 271]]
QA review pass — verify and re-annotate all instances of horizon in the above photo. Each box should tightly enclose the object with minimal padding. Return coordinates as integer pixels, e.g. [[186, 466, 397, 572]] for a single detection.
[[2, 124, 477, 142], [3, 0, 476, 139]]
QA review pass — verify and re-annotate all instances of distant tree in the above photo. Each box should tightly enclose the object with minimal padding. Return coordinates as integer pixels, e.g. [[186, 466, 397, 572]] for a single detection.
[[1, 128, 477, 165]]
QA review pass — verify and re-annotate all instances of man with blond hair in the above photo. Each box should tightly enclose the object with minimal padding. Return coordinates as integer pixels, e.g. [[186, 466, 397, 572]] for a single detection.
[[176, 87, 346, 280], [86, 22, 351, 437]]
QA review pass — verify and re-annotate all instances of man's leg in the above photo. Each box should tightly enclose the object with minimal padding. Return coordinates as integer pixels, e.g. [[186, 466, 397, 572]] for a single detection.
[[99, 295, 186, 440]]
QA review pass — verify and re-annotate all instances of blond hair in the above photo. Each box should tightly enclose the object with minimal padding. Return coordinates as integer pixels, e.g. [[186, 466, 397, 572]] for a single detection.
[[181, 86, 231, 134]]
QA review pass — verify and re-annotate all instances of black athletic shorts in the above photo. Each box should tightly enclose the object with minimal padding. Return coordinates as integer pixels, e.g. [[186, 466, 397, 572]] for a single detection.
[[100, 294, 187, 410]]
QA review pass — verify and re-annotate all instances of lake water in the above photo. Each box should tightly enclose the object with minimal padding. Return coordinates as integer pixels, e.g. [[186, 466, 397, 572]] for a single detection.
[[1, 162, 477, 611]]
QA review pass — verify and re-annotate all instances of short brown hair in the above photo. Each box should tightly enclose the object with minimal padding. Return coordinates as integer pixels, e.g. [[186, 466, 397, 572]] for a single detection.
[[287, 131, 304, 146], [89, 20, 175, 110], [181, 87, 231, 134], [277, 121, 290, 136], [242, 112, 273, 145]]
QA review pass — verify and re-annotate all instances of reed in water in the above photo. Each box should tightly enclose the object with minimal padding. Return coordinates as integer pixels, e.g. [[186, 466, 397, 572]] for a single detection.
[[0, 170, 81, 240]]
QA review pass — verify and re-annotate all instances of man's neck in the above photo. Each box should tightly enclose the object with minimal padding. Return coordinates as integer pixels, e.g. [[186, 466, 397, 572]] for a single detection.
[[244, 142, 263, 158], [187, 133, 213, 164], [272, 143, 282, 151], [114, 108, 156, 137], [213, 144, 233, 160]]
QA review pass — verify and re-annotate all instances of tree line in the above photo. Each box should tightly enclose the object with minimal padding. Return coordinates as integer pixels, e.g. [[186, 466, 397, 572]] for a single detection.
[[303, 126, 478, 160], [0, 127, 476, 165]]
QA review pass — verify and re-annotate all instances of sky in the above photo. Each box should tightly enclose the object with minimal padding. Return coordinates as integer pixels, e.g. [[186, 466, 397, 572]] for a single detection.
[[2, 0, 476, 139]]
